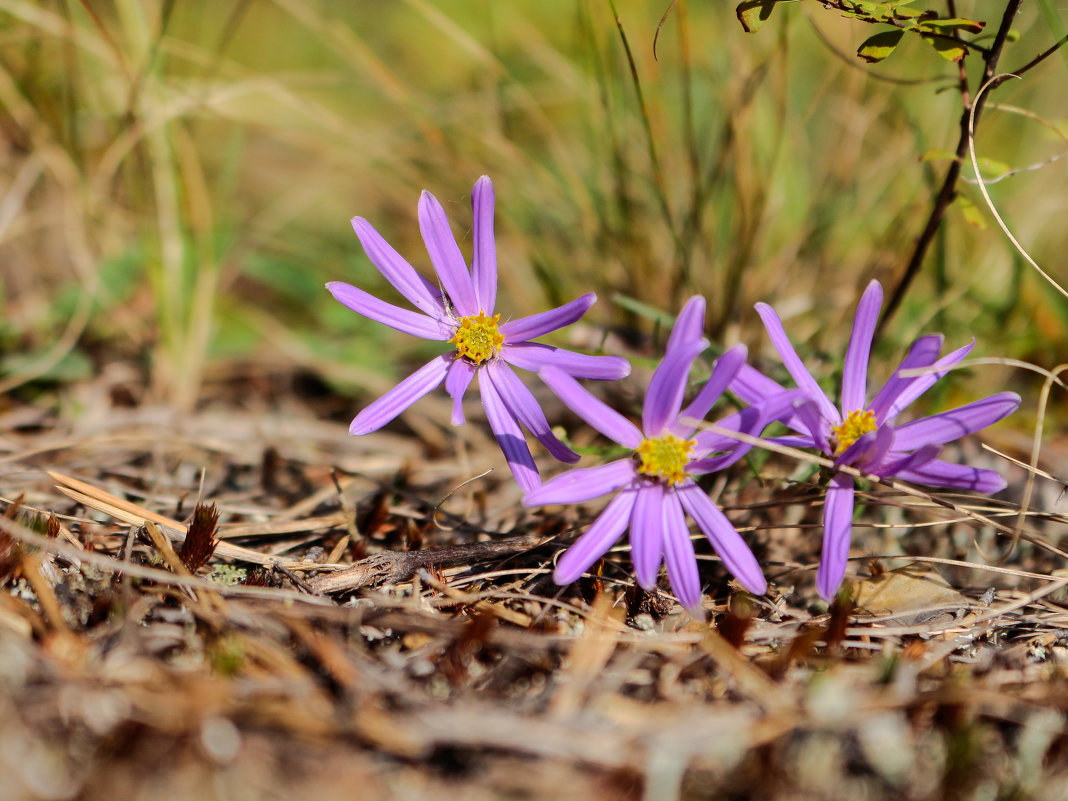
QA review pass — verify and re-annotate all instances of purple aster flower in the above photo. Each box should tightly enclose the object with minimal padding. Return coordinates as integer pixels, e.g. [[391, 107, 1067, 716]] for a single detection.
[[327, 176, 630, 492], [524, 296, 797, 611], [732, 280, 1020, 600]]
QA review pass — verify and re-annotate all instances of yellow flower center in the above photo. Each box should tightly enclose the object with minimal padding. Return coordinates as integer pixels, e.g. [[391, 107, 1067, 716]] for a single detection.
[[635, 433, 696, 485], [451, 311, 504, 364], [831, 409, 878, 455]]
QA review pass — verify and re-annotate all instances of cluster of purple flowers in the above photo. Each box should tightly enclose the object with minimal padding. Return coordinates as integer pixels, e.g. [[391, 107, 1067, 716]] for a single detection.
[[328, 176, 1019, 609]]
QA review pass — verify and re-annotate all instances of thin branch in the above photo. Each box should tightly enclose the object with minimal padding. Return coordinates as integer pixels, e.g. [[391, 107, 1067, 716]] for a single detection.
[[879, 0, 1022, 333], [1007, 32, 1068, 77]]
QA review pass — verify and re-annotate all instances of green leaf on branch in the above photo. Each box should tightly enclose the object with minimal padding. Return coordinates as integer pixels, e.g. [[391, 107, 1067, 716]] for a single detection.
[[922, 17, 985, 34], [890, 7, 933, 23], [954, 195, 987, 229], [736, 0, 785, 33], [857, 29, 905, 62], [920, 32, 968, 61], [920, 149, 958, 163]]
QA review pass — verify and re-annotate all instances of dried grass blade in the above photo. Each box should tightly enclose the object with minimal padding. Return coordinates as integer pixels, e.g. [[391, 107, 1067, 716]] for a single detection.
[[49, 471, 185, 529], [52, 478, 279, 567], [20, 553, 67, 631], [143, 521, 192, 577], [697, 628, 792, 710], [218, 513, 346, 540]]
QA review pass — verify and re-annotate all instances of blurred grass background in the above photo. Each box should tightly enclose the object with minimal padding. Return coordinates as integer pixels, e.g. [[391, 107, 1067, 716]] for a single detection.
[[0, 0, 1065, 419]]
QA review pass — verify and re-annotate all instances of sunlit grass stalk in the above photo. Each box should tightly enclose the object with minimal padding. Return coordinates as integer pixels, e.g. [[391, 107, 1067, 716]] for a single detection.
[[606, 0, 681, 263]]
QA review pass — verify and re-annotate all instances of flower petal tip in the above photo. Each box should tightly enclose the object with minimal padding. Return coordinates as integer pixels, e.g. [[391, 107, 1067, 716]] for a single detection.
[[816, 575, 843, 604], [683, 604, 707, 621], [348, 418, 372, 436], [741, 576, 769, 596], [552, 564, 580, 587], [863, 278, 883, 296], [635, 577, 658, 593], [987, 474, 1009, 494]]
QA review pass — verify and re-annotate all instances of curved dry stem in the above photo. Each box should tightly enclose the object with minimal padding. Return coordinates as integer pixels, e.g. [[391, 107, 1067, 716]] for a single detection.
[[961, 101, 1068, 184], [967, 74, 1068, 303], [432, 468, 495, 532], [897, 356, 1068, 392]]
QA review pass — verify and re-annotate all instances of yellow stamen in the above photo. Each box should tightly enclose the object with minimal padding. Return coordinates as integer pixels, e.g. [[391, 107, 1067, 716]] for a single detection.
[[635, 433, 696, 485], [831, 409, 877, 455], [451, 311, 504, 364]]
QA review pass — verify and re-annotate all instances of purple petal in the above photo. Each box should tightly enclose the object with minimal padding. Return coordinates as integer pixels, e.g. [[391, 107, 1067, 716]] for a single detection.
[[840, 280, 882, 413], [688, 453, 745, 474], [485, 361, 578, 463], [499, 293, 596, 342], [666, 296, 706, 354], [326, 282, 451, 340], [894, 459, 1007, 494], [661, 489, 702, 611], [478, 369, 539, 493], [792, 397, 830, 453], [693, 390, 805, 456], [675, 344, 747, 437], [418, 190, 478, 317], [470, 176, 497, 313], [730, 365, 816, 435], [772, 434, 823, 448], [876, 443, 941, 477], [553, 489, 637, 585], [643, 338, 708, 436], [676, 484, 766, 594], [502, 342, 631, 380], [691, 407, 763, 470], [349, 217, 446, 319], [892, 392, 1020, 451], [880, 340, 975, 423], [755, 301, 840, 424], [816, 473, 855, 601], [868, 334, 944, 424], [350, 354, 451, 434], [537, 366, 643, 449], [524, 459, 636, 506], [835, 423, 893, 472], [757, 388, 810, 431], [730, 362, 787, 405], [444, 358, 475, 426], [631, 483, 665, 590]]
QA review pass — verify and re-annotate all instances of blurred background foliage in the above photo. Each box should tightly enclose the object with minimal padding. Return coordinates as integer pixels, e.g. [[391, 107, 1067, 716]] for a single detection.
[[0, 0, 1065, 418]]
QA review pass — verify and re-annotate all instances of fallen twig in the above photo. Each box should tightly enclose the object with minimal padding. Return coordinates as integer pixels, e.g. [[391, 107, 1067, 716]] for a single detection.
[[307, 533, 550, 594]]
